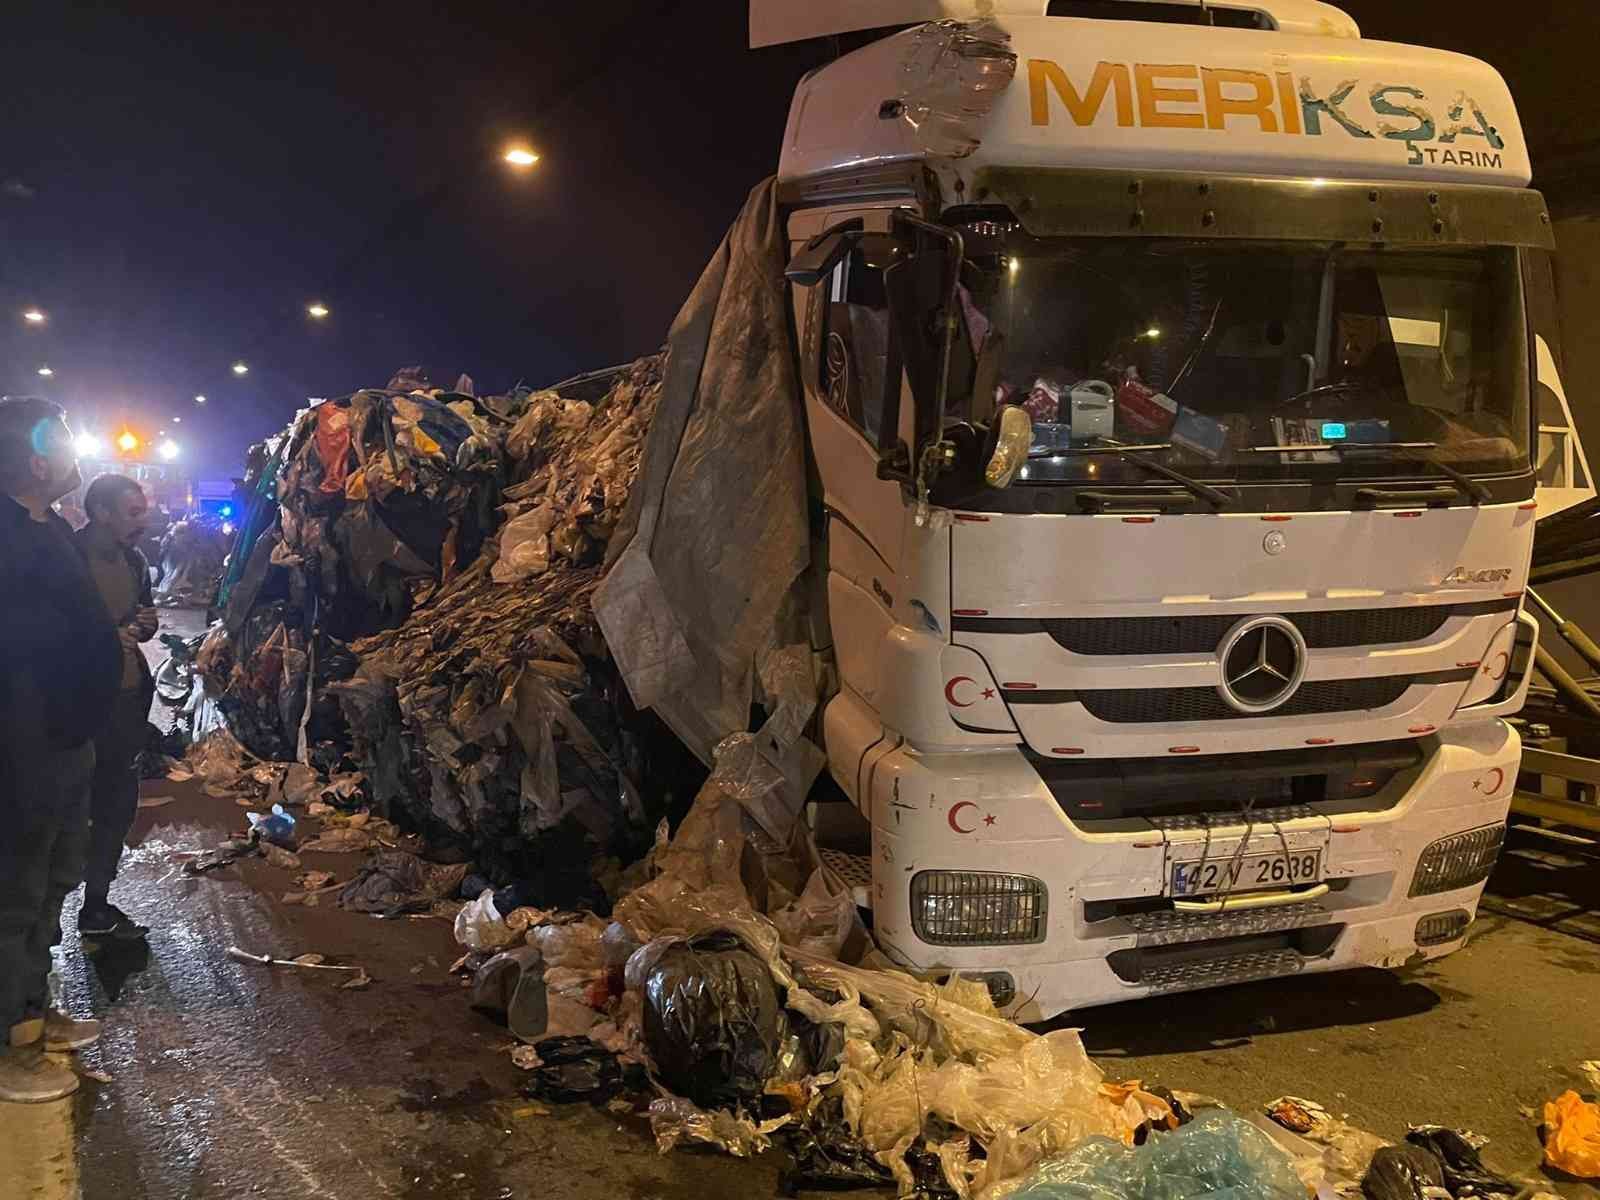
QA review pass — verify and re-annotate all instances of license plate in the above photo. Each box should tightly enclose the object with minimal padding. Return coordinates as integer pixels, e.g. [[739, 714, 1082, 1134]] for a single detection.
[[1171, 850, 1323, 897]]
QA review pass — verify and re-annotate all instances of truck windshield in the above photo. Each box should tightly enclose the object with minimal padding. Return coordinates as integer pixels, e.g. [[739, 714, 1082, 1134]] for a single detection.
[[952, 235, 1530, 485]]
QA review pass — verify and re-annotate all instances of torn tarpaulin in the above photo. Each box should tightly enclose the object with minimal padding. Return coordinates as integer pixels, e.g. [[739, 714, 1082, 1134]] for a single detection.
[[594, 178, 821, 828]]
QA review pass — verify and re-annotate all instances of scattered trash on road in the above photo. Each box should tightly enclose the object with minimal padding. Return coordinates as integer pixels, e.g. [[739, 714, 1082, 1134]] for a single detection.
[[1362, 1145, 1450, 1200], [227, 945, 372, 990], [1542, 1091, 1600, 1178]]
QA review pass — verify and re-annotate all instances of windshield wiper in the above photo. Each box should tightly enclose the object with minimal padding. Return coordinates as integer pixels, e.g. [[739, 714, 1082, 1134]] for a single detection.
[[1065, 437, 1233, 509], [1243, 439, 1491, 504]]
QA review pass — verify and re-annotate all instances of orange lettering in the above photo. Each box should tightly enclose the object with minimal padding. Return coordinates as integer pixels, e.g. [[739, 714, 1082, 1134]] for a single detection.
[[1135, 63, 1204, 129], [1201, 67, 1278, 132], [1029, 59, 1133, 127], [1276, 71, 1303, 134]]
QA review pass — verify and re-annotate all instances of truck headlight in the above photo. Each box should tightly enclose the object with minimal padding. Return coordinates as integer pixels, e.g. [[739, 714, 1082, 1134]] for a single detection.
[[911, 870, 1047, 945], [1409, 825, 1505, 897]]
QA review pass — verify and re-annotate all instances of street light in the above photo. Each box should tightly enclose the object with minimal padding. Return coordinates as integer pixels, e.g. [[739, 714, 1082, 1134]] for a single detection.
[[307, 302, 329, 319], [116, 431, 139, 453], [504, 146, 540, 168], [74, 433, 102, 458], [158, 440, 180, 461], [171, 415, 182, 423], [22, 308, 45, 324], [194, 394, 207, 404], [37, 366, 53, 377], [232, 361, 249, 375]]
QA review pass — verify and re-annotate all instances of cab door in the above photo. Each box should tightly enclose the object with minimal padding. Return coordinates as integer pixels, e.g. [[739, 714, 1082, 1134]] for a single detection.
[[788, 206, 914, 708]]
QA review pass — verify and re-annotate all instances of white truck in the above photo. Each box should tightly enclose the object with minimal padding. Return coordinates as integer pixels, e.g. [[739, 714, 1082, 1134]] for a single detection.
[[755, 0, 1594, 1017]]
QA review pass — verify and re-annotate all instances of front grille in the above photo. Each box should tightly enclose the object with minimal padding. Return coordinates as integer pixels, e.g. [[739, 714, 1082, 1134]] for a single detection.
[[1106, 925, 1342, 988], [1120, 903, 1331, 947], [1078, 676, 1416, 723], [1028, 742, 1420, 824], [954, 599, 1514, 656], [1138, 948, 1306, 991]]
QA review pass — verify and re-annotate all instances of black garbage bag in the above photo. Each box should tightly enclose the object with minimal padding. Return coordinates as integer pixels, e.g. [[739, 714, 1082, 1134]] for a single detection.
[[642, 931, 785, 1111], [1363, 1146, 1450, 1200], [1404, 1128, 1517, 1197], [521, 1035, 642, 1105], [778, 1097, 959, 1198]]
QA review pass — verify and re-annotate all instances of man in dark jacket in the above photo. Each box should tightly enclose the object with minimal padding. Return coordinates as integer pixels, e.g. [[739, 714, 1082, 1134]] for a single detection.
[[0, 397, 121, 1103], [75, 473, 159, 940]]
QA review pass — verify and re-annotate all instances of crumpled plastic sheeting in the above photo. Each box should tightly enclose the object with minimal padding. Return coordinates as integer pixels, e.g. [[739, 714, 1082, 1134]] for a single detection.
[[895, 19, 1017, 159], [1009, 1110, 1306, 1200], [1543, 1091, 1600, 1178], [779, 950, 1140, 1199], [324, 358, 663, 879], [648, 1095, 791, 1157], [595, 178, 819, 826]]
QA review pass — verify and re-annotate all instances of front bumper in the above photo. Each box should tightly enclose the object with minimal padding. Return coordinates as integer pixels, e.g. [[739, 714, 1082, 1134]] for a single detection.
[[864, 719, 1518, 1019]]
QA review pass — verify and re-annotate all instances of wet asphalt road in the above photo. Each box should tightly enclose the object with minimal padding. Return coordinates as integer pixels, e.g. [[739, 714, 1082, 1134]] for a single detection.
[[2, 609, 1598, 1199]]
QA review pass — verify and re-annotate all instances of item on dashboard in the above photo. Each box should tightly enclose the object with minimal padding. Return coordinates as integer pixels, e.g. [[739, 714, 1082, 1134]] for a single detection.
[[1068, 379, 1116, 442], [1116, 375, 1178, 437], [1171, 407, 1229, 460], [1029, 421, 1073, 458], [1022, 376, 1065, 424]]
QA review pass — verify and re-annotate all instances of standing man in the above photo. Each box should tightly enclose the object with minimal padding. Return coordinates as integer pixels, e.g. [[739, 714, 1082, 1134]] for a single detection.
[[76, 474, 159, 940], [0, 398, 121, 1103]]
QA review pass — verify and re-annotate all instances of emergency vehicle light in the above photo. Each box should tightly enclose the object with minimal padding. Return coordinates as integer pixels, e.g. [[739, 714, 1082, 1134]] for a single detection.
[[1409, 824, 1505, 897], [912, 870, 1047, 946]]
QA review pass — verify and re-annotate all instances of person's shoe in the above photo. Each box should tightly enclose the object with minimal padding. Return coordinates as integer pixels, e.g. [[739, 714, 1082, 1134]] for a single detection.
[[0, 1044, 80, 1103], [78, 902, 149, 940], [43, 1009, 101, 1052]]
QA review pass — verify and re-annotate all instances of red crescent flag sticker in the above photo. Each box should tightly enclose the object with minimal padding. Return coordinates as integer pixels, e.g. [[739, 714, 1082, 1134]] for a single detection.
[[1473, 766, 1505, 795], [948, 801, 979, 833], [944, 676, 977, 708]]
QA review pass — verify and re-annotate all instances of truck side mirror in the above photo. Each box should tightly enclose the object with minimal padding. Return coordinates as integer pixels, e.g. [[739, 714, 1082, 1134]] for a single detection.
[[784, 218, 865, 287]]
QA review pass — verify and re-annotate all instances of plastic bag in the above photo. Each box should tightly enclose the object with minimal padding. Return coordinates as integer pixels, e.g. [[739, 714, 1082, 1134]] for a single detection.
[[770, 867, 858, 961], [1267, 1095, 1388, 1182], [640, 934, 784, 1113], [1010, 1109, 1307, 1200], [1541, 1091, 1600, 1178], [521, 1035, 626, 1104], [454, 888, 517, 951], [1405, 1127, 1517, 1195], [471, 945, 549, 1043], [245, 803, 297, 848], [647, 1095, 790, 1157], [528, 917, 608, 1034], [491, 505, 554, 582], [1363, 1146, 1450, 1200], [641, 931, 786, 1111]]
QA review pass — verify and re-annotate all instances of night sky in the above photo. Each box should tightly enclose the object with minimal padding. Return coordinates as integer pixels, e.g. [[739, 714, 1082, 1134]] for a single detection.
[[4, 1, 1595, 480], [1, 1, 824, 477]]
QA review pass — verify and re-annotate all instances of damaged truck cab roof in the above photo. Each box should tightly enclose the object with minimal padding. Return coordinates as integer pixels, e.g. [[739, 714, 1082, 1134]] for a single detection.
[[773, 6, 1531, 190]]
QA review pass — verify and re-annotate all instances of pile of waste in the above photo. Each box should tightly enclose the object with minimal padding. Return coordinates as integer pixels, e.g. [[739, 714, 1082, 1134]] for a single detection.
[[331, 356, 665, 886], [154, 512, 230, 606], [191, 356, 666, 881]]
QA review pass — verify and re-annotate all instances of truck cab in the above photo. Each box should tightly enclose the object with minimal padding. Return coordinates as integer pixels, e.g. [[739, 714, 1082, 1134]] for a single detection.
[[763, 0, 1594, 1016]]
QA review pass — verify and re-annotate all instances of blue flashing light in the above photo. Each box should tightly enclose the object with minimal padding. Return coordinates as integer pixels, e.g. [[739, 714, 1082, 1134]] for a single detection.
[[1320, 421, 1348, 441], [219, 504, 233, 518]]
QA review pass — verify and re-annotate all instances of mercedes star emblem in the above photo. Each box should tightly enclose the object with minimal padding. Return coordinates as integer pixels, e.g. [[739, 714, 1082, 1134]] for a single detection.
[[1216, 615, 1308, 713]]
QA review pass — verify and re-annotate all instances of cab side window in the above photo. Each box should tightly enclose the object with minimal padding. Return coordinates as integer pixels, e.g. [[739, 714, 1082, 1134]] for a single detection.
[[812, 247, 901, 449]]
